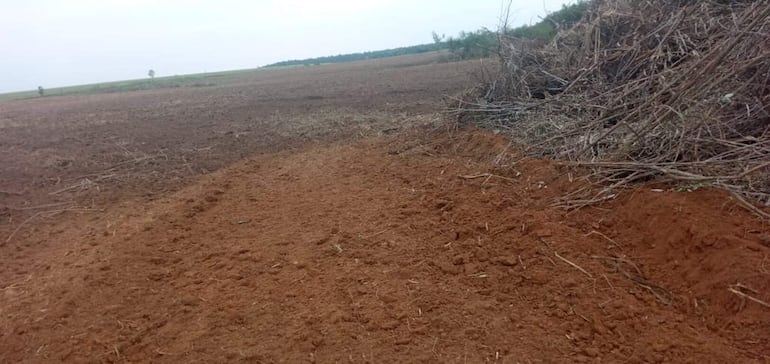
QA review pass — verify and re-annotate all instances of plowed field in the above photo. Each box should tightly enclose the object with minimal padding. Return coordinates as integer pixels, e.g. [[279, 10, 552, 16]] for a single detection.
[[1, 53, 768, 363]]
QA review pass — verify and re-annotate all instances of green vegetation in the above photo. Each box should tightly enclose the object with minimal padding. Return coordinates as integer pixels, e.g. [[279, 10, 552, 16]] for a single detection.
[[266, 2, 589, 69], [262, 43, 445, 68], [446, 2, 589, 59], [508, 1, 588, 40], [446, 28, 498, 59]]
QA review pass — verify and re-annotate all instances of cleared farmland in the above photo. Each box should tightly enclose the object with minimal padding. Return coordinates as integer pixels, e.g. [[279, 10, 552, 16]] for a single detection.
[[1, 52, 768, 363]]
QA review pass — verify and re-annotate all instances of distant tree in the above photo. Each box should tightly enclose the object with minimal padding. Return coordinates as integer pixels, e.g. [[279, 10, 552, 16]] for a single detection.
[[148, 69, 155, 79], [443, 2, 589, 61], [447, 28, 498, 59], [506, 2, 589, 40], [431, 31, 445, 45], [37, 86, 44, 97]]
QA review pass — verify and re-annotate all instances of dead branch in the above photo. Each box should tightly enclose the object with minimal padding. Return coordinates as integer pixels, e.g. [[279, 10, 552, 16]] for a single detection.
[[453, 0, 770, 213]]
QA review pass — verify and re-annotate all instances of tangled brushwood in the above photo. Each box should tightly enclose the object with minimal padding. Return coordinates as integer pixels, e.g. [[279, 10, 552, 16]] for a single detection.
[[455, 0, 770, 211]]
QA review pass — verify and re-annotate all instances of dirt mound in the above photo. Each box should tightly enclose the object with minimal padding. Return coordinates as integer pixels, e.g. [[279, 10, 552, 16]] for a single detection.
[[1, 130, 767, 363]]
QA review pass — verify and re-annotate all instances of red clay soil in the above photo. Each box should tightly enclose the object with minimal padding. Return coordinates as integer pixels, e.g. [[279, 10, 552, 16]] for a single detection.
[[1, 130, 768, 363]]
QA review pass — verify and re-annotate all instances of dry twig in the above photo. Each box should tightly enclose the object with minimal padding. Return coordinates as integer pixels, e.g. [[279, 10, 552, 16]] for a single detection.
[[554, 252, 593, 278], [591, 255, 673, 305], [455, 0, 770, 212], [729, 284, 770, 309]]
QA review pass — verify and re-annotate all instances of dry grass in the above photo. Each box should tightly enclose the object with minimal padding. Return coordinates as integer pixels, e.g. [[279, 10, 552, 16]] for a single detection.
[[454, 0, 770, 211]]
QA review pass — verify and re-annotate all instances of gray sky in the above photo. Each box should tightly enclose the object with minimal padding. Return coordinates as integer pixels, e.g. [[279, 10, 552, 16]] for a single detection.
[[0, 0, 569, 93]]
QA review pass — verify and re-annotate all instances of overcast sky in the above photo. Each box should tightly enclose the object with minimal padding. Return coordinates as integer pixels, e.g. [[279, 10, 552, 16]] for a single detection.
[[0, 0, 569, 93]]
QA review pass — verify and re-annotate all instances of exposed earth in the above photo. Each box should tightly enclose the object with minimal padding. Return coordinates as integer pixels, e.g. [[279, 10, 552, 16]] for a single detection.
[[1, 53, 769, 363]]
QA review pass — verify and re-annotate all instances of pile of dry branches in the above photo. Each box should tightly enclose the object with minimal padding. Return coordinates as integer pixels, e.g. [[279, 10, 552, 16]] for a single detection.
[[456, 0, 770, 211]]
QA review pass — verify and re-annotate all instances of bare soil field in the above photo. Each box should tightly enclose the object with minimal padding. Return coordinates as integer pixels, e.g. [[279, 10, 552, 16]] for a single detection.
[[1, 53, 769, 363], [0, 53, 470, 213]]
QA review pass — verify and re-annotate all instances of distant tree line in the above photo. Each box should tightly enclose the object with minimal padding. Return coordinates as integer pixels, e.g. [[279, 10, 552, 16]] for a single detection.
[[264, 43, 445, 68], [263, 2, 589, 67], [508, 1, 587, 39], [446, 2, 589, 59]]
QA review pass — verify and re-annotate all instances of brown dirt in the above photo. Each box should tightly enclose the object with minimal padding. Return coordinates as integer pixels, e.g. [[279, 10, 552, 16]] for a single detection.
[[0, 52, 476, 214], [1, 54, 769, 363]]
